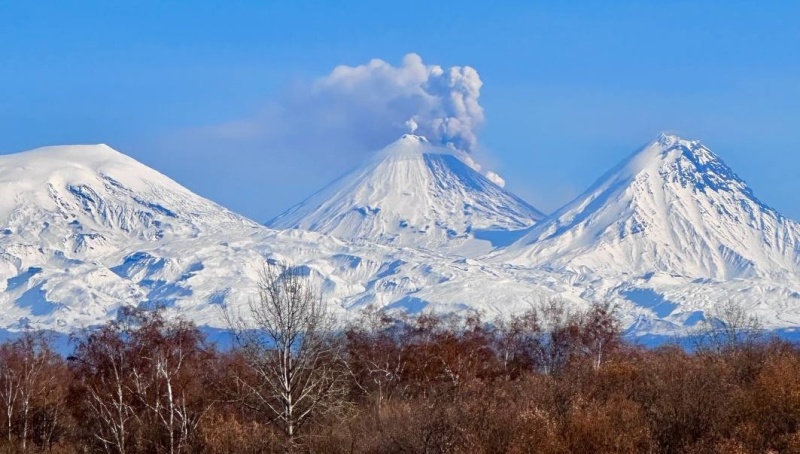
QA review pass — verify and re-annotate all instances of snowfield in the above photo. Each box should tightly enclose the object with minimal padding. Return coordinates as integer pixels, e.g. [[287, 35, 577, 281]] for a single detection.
[[1, 134, 799, 339]]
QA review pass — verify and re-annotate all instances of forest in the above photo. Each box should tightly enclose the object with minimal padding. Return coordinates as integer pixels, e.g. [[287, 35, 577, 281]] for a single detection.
[[0, 265, 797, 453]]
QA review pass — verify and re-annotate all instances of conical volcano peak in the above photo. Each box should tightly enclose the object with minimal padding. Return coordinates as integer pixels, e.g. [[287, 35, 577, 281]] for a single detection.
[[656, 133, 716, 161], [633, 132, 700, 166], [655, 131, 691, 148], [398, 133, 430, 144], [377, 134, 438, 158], [609, 133, 747, 198], [372, 134, 486, 174], [496, 134, 799, 281], [268, 134, 544, 254]]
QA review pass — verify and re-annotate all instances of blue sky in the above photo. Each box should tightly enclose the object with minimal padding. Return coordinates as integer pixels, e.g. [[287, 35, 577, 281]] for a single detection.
[[2, 1, 798, 220]]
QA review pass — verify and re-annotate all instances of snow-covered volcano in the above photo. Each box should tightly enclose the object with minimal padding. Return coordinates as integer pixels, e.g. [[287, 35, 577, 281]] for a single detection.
[[0, 144, 257, 255], [495, 133, 800, 281], [268, 135, 544, 255], [0, 144, 269, 329]]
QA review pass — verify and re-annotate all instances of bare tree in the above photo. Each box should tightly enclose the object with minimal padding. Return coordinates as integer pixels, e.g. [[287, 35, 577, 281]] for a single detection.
[[128, 313, 211, 454], [697, 300, 762, 353], [535, 298, 573, 375], [492, 309, 541, 379], [70, 307, 211, 454], [0, 332, 65, 451], [223, 262, 349, 447], [527, 299, 621, 374], [70, 320, 136, 454], [345, 306, 409, 408]]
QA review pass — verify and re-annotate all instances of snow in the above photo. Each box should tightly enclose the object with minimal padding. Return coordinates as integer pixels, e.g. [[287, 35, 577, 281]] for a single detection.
[[495, 133, 800, 281], [0, 134, 799, 339], [268, 134, 544, 255]]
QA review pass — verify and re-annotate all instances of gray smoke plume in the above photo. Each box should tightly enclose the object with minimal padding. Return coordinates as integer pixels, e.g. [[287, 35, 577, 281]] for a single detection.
[[197, 53, 484, 155], [315, 53, 484, 151]]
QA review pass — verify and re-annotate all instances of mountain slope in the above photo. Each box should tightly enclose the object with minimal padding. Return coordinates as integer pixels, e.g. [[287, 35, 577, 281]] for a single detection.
[[268, 135, 544, 254], [495, 134, 800, 281]]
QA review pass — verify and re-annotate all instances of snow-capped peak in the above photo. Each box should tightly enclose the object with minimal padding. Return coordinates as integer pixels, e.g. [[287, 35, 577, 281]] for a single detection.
[[655, 131, 683, 147], [369, 134, 435, 161], [613, 133, 760, 205], [0, 144, 186, 195], [268, 135, 544, 255], [0, 144, 257, 258], [396, 133, 430, 145], [495, 134, 800, 281]]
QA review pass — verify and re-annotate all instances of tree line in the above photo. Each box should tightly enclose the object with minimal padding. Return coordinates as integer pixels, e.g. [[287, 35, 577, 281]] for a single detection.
[[0, 264, 797, 453]]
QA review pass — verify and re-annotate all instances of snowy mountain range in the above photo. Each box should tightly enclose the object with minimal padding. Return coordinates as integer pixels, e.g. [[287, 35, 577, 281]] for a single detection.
[[1, 134, 799, 339]]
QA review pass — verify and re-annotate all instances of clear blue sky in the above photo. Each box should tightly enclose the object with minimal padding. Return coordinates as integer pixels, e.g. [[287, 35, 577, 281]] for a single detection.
[[2, 1, 798, 220]]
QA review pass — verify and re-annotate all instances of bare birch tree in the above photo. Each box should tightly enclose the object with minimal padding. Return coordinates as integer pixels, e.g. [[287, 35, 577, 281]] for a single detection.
[[223, 262, 348, 447], [129, 315, 210, 454], [70, 322, 136, 454], [70, 307, 210, 454], [0, 332, 64, 450], [492, 309, 541, 379]]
